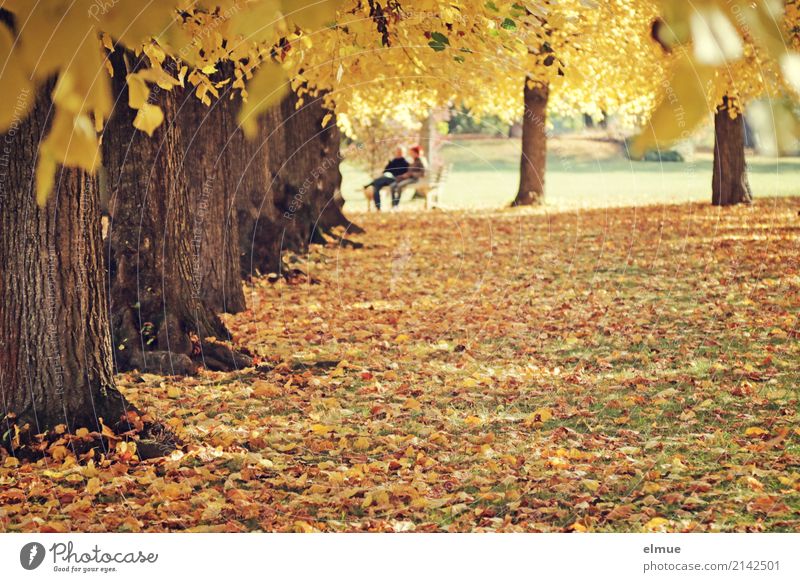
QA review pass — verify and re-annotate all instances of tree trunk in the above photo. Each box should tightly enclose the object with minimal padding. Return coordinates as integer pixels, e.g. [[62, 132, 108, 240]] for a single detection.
[[0, 79, 131, 437], [192, 90, 247, 315], [237, 89, 359, 279], [712, 97, 753, 206], [236, 92, 288, 279], [513, 79, 549, 206], [103, 52, 250, 374], [280, 90, 354, 237]]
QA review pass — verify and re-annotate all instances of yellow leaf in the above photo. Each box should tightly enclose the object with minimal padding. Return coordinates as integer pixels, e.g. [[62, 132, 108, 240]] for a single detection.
[[404, 398, 422, 411], [86, 477, 101, 495], [126, 74, 150, 110], [238, 61, 289, 139], [282, 0, 341, 30], [50, 445, 69, 462], [133, 103, 164, 137], [642, 482, 661, 494], [11, 3, 95, 80], [227, 3, 280, 44], [101, 32, 114, 52], [167, 385, 180, 399], [3, 456, 20, 468], [630, 51, 716, 158], [136, 65, 181, 91], [36, 108, 100, 205], [52, 40, 111, 120], [411, 497, 429, 509], [251, 380, 280, 398], [36, 109, 100, 204], [353, 436, 370, 451], [35, 152, 57, 206], [99, 4, 176, 49], [644, 517, 670, 532], [394, 334, 410, 344], [161, 481, 192, 500], [465, 415, 482, 427], [745, 427, 769, 437], [582, 479, 600, 493], [75, 428, 90, 438], [0, 24, 33, 133], [201, 503, 222, 521], [527, 407, 552, 423], [293, 520, 315, 533], [100, 418, 116, 439], [311, 423, 335, 435]]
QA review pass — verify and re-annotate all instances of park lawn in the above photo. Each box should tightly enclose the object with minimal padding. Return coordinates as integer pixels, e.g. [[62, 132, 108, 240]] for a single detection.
[[341, 136, 800, 211], [2, 199, 799, 532]]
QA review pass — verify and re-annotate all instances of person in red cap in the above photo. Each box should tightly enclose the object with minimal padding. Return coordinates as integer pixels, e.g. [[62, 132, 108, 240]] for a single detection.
[[391, 145, 426, 208]]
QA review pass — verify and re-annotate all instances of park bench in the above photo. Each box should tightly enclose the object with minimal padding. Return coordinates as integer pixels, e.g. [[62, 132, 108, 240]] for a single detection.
[[358, 164, 451, 211], [405, 164, 450, 209]]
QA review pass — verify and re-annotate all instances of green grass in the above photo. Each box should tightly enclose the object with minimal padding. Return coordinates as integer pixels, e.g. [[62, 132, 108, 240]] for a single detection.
[[341, 137, 800, 211]]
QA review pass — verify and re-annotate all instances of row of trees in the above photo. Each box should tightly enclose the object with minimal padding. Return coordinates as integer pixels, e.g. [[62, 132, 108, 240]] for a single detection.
[[2, 0, 800, 453], [0, 3, 356, 450], [314, 1, 800, 208]]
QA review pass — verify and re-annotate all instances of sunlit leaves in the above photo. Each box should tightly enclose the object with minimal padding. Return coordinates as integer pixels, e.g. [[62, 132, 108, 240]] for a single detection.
[[124, 67, 173, 137], [226, 0, 282, 44], [281, 0, 341, 31], [126, 74, 150, 109], [690, 7, 743, 66], [648, 0, 800, 153], [133, 104, 165, 137], [630, 51, 716, 158], [36, 110, 100, 205], [0, 0, 342, 202], [0, 24, 32, 132], [97, 2, 177, 48], [237, 60, 289, 138]]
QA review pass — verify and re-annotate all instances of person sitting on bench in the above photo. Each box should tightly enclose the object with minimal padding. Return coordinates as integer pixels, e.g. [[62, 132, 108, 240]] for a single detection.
[[363, 147, 409, 211], [391, 145, 426, 205]]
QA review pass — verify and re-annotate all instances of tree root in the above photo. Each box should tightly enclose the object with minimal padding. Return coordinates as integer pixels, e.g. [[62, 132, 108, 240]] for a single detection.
[[195, 340, 253, 372]]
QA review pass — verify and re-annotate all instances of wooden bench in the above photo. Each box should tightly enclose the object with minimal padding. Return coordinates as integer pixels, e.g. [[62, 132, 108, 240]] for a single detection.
[[406, 164, 450, 209], [357, 165, 451, 211]]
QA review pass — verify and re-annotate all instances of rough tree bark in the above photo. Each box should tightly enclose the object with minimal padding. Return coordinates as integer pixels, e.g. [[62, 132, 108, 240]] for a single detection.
[[103, 52, 250, 374], [0, 79, 131, 437], [513, 79, 549, 207], [236, 94, 287, 279], [193, 92, 247, 316], [712, 97, 753, 206], [280, 90, 354, 241]]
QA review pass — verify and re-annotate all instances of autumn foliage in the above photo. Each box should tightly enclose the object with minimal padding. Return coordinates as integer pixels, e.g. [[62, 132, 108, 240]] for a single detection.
[[2, 0, 800, 536], [3, 201, 799, 532]]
